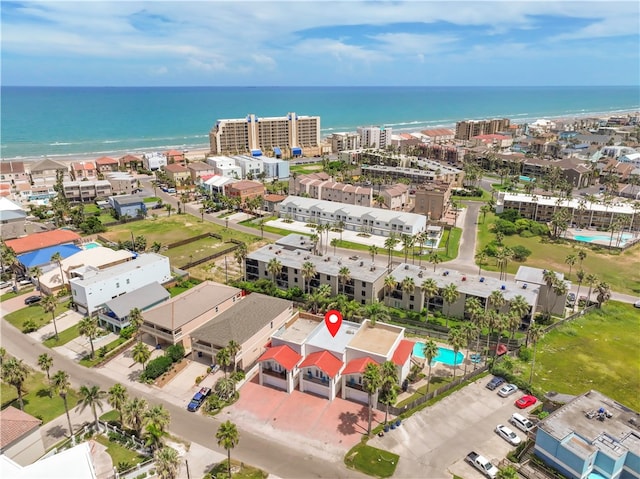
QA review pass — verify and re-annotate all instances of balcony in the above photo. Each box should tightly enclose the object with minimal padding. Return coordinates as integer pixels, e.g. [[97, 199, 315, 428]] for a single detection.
[[262, 368, 287, 380], [302, 372, 330, 387]]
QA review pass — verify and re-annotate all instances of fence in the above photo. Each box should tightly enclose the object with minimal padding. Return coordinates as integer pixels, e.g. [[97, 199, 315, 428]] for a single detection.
[[382, 364, 489, 416], [178, 243, 239, 270], [541, 304, 597, 334]]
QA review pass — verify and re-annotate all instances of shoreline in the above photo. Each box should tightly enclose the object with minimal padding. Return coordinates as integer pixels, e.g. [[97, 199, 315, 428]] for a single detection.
[[2, 108, 638, 165]]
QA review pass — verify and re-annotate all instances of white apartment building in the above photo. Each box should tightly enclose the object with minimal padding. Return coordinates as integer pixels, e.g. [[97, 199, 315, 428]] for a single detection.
[[142, 153, 167, 171], [70, 253, 172, 315], [260, 156, 290, 179], [106, 172, 138, 195], [330, 132, 361, 152], [277, 196, 426, 237], [209, 112, 321, 157], [231, 155, 264, 178], [357, 126, 392, 149], [206, 156, 243, 179]]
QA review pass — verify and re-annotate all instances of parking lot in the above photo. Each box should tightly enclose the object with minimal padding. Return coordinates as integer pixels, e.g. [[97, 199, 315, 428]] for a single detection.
[[369, 375, 538, 479]]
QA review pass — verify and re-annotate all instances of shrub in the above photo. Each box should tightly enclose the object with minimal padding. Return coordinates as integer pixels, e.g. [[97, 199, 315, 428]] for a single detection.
[[519, 230, 535, 238], [142, 356, 173, 380], [230, 370, 245, 382], [511, 245, 532, 261], [195, 375, 203, 384], [119, 326, 135, 339], [165, 344, 185, 362], [22, 320, 38, 333], [518, 347, 533, 362], [117, 461, 132, 473]]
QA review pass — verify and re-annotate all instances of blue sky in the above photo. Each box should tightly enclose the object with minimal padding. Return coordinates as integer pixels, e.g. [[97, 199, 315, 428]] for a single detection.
[[2, 1, 639, 86]]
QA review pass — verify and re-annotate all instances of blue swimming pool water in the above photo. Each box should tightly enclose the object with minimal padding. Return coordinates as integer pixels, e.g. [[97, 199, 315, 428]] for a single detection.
[[519, 175, 533, 182], [412, 342, 465, 366], [573, 233, 632, 246], [83, 242, 100, 250]]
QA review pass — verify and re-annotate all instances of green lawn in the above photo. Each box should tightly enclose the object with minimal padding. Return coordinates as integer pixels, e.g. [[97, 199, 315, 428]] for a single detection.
[[99, 410, 121, 423], [3, 300, 71, 332], [93, 435, 148, 469], [239, 216, 302, 238], [43, 323, 81, 347], [521, 301, 640, 410], [163, 237, 232, 265], [167, 279, 201, 297], [344, 443, 399, 478], [101, 215, 261, 248], [1, 370, 79, 424], [79, 337, 130, 367], [1, 287, 35, 301], [476, 212, 640, 295]]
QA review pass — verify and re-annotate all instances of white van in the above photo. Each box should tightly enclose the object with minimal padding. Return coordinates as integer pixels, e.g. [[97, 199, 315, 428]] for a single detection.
[[510, 413, 535, 433]]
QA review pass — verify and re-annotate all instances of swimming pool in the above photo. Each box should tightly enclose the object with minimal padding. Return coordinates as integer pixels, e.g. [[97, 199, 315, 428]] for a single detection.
[[519, 175, 534, 182], [573, 233, 632, 246], [413, 342, 465, 366], [83, 241, 101, 250]]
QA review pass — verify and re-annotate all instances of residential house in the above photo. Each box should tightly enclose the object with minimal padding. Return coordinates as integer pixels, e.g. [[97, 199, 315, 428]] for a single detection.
[[187, 161, 216, 182], [98, 281, 170, 332], [140, 281, 242, 350], [0, 198, 27, 240], [108, 194, 146, 219], [225, 180, 265, 203], [118, 154, 142, 171], [105, 172, 138, 195], [0, 162, 28, 185], [277, 196, 427, 237], [533, 390, 639, 479], [246, 245, 387, 304], [231, 155, 264, 179], [292, 173, 372, 206], [27, 159, 69, 185], [421, 128, 455, 143], [514, 266, 569, 317], [163, 163, 191, 185], [0, 407, 44, 467], [199, 175, 236, 196], [164, 149, 184, 164], [15, 184, 57, 205], [69, 253, 172, 315], [380, 184, 409, 211], [206, 156, 242, 179], [263, 194, 287, 213], [5, 229, 81, 255], [94, 156, 119, 173], [62, 180, 112, 203], [70, 161, 97, 180], [259, 156, 290, 179], [142, 153, 167, 171], [190, 293, 296, 368]]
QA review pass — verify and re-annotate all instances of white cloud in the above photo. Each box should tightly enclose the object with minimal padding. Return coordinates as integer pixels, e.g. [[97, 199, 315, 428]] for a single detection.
[[251, 53, 277, 70]]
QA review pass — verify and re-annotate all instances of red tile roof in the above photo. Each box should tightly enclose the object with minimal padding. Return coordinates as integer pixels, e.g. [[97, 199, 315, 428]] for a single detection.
[[392, 339, 414, 366], [72, 161, 96, 171], [227, 180, 265, 192], [422, 128, 455, 137], [95, 156, 118, 165], [5, 229, 81, 254], [0, 406, 41, 448], [163, 163, 189, 173], [257, 345, 302, 371], [472, 134, 510, 140], [299, 351, 343, 378], [342, 356, 378, 375], [0, 161, 26, 174], [264, 194, 287, 202]]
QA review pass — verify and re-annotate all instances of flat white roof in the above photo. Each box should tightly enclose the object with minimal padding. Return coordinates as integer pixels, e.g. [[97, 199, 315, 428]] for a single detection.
[[69, 253, 167, 287], [501, 192, 636, 214]]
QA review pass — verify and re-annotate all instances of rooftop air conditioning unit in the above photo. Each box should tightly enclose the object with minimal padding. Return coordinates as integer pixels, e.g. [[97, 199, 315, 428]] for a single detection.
[[405, 265, 409, 270], [418, 271, 423, 278]]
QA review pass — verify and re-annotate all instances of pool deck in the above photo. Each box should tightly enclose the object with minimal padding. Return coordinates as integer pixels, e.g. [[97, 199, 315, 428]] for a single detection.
[[565, 227, 639, 249]]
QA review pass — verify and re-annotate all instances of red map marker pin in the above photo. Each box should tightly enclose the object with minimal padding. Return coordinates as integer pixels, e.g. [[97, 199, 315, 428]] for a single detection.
[[324, 309, 343, 337]]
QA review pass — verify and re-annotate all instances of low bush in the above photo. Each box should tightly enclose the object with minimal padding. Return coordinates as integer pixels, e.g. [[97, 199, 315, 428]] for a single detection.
[[230, 370, 245, 382], [518, 347, 533, 362], [165, 344, 185, 363], [22, 319, 38, 333], [119, 326, 135, 340], [142, 356, 173, 380]]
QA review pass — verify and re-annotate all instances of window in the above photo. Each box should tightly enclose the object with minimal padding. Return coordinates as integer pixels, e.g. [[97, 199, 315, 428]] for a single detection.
[[126, 278, 130, 284], [116, 282, 120, 288], [361, 291, 366, 297]]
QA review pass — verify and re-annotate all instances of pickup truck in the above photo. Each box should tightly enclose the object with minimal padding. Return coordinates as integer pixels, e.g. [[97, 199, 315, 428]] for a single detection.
[[465, 451, 499, 479], [187, 387, 211, 412]]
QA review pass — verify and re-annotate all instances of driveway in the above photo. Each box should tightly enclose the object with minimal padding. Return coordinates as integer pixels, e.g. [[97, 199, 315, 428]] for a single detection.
[[368, 375, 537, 478]]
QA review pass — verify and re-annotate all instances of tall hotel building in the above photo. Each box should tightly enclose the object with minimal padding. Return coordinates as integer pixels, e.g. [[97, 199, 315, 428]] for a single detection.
[[357, 126, 392, 149], [209, 112, 321, 157], [455, 118, 511, 141]]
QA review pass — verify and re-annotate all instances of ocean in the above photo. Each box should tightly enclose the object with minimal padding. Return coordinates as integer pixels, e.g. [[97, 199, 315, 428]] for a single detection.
[[1, 86, 639, 161]]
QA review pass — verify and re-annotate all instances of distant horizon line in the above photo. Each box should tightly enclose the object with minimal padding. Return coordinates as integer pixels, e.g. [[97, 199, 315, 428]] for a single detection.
[[3, 84, 638, 89]]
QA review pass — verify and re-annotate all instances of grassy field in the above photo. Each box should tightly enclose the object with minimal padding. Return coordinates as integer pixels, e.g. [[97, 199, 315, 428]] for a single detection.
[[100, 214, 261, 248], [4, 300, 71, 332], [477, 212, 640, 295], [1, 370, 79, 424], [1, 287, 35, 302], [514, 302, 639, 410], [344, 443, 399, 478], [93, 435, 148, 469], [163, 237, 233, 265], [43, 323, 81, 348]]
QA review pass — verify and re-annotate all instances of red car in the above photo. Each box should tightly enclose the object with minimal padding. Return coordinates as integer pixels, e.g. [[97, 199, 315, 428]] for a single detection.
[[515, 395, 537, 409]]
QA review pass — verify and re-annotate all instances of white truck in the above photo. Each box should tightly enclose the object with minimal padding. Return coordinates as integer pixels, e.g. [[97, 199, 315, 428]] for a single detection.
[[465, 451, 499, 479]]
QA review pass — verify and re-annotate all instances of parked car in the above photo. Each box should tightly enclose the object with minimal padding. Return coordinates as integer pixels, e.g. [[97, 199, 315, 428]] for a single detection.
[[567, 292, 576, 305], [495, 424, 522, 446], [486, 376, 506, 391], [497, 383, 519, 398], [634, 300, 640, 308], [0, 281, 11, 290], [187, 387, 212, 412], [515, 394, 537, 409], [510, 412, 535, 433], [24, 295, 42, 305]]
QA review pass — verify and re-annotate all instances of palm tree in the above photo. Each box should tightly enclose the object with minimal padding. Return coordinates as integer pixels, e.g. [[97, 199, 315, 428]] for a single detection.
[[266, 258, 283, 285], [41, 294, 59, 340], [233, 243, 248, 281], [564, 254, 577, 279], [128, 307, 144, 343], [227, 340, 241, 373], [216, 420, 240, 478], [574, 269, 585, 311], [216, 347, 232, 378], [78, 315, 99, 359], [52, 370, 73, 435], [305, 290, 327, 314], [421, 279, 439, 322], [301, 261, 316, 295], [362, 362, 382, 437], [441, 283, 459, 327], [464, 296, 484, 356], [460, 322, 478, 376], [528, 324, 545, 385], [50, 252, 66, 292], [384, 234, 398, 271], [422, 339, 438, 392], [30, 266, 43, 295], [401, 234, 414, 263], [330, 238, 339, 255], [145, 404, 171, 434], [400, 276, 415, 304], [368, 244, 378, 263], [507, 295, 529, 339], [107, 383, 128, 424], [585, 273, 599, 305], [449, 328, 466, 378], [492, 313, 509, 361], [542, 269, 557, 316], [379, 360, 399, 427], [383, 275, 396, 304], [154, 446, 180, 479], [428, 251, 441, 272], [338, 266, 351, 295], [595, 282, 611, 308], [475, 251, 487, 276], [77, 385, 106, 432], [132, 342, 151, 369], [363, 302, 390, 327], [124, 397, 148, 437], [38, 353, 53, 395], [577, 250, 587, 268], [489, 289, 506, 313], [165, 204, 173, 217], [2, 357, 29, 410]]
